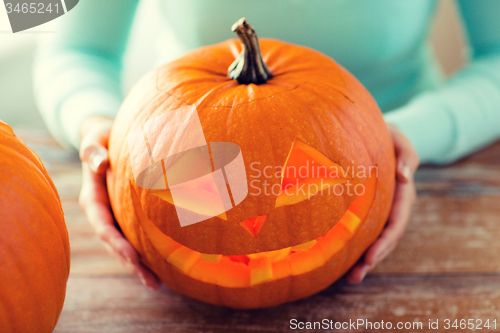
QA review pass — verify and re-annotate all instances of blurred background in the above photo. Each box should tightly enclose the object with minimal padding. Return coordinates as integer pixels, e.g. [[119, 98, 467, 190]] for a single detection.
[[0, 0, 467, 130]]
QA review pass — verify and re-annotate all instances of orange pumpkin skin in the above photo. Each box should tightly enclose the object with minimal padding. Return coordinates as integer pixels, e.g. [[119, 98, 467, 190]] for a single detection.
[[0, 122, 70, 331], [107, 37, 396, 308]]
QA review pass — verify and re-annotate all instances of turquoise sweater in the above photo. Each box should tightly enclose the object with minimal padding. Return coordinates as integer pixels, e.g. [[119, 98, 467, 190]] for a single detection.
[[34, 0, 500, 164]]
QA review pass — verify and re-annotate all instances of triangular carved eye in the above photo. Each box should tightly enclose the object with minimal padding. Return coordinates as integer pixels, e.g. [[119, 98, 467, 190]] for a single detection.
[[275, 140, 349, 208]]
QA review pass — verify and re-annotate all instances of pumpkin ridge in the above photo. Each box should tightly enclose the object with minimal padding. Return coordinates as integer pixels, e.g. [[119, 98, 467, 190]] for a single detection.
[[169, 65, 232, 77], [185, 81, 302, 112], [2, 179, 71, 276], [230, 83, 301, 109], [158, 77, 301, 110], [301, 78, 356, 105], [0, 164, 69, 267], [7, 214, 65, 322], [193, 81, 241, 110], [295, 82, 373, 172], [153, 82, 191, 107], [282, 90, 355, 173]]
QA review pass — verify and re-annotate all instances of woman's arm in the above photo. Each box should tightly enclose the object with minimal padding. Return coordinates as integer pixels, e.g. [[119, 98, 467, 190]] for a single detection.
[[33, 0, 161, 290], [34, 0, 139, 149], [385, 0, 500, 164]]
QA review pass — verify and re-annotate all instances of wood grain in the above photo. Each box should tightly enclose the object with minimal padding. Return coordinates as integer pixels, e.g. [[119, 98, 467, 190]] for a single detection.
[[13, 128, 500, 333], [53, 275, 500, 333]]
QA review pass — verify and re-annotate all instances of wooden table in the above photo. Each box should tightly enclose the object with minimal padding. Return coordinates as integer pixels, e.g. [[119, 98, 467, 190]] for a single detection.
[[16, 127, 500, 333]]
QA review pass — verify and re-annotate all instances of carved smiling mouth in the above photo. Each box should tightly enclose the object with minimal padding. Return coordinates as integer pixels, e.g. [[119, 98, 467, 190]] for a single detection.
[[131, 169, 377, 288]]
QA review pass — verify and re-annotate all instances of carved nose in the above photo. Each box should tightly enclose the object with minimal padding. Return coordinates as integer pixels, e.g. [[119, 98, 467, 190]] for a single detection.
[[239, 215, 268, 237]]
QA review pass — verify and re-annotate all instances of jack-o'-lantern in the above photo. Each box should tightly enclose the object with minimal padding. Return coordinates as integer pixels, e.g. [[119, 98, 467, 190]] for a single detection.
[[107, 19, 396, 309]]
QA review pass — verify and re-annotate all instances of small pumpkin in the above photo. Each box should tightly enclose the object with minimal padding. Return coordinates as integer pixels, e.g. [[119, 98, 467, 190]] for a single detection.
[[107, 18, 395, 308], [0, 121, 70, 331]]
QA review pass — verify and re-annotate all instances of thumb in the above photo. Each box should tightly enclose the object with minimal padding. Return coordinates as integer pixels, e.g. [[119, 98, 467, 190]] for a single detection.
[[387, 124, 420, 183], [80, 142, 109, 174], [79, 116, 113, 174]]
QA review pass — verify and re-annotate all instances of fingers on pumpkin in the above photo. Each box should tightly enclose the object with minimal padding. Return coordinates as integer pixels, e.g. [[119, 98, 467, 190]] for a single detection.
[[388, 125, 419, 183], [366, 179, 415, 267]]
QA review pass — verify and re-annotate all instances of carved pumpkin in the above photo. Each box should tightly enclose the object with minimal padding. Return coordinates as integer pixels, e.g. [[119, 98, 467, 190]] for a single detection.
[[0, 121, 70, 331], [107, 19, 395, 308]]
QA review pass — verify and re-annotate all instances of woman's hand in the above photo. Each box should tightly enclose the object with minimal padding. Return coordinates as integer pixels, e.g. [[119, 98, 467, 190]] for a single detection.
[[346, 124, 419, 283], [79, 115, 161, 290]]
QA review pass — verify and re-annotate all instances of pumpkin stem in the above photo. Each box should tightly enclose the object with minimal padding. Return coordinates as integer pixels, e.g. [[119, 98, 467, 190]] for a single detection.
[[228, 18, 272, 85]]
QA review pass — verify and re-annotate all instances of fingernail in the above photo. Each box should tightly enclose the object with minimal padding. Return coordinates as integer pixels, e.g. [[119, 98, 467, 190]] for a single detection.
[[358, 263, 372, 282], [89, 151, 106, 172], [148, 284, 159, 291], [400, 165, 411, 181], [359, 270, 368, 282], [138, 271, 147, 286]]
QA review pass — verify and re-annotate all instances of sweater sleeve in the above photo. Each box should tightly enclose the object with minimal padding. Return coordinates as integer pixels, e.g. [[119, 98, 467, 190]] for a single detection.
[[34, 0, 139, 149], [384, 0, 500, 164]]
